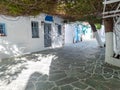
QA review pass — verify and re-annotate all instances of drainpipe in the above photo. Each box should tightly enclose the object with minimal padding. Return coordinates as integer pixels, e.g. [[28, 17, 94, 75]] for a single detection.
[[90, 23, 104, 47], [104, 17, 114, 63]]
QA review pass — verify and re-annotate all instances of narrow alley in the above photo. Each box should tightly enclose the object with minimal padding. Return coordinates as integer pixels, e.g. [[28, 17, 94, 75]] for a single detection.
[[0, 39, 120, 90]]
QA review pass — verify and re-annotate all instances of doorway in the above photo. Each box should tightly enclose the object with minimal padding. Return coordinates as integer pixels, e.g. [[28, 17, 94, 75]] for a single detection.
[[44, 23, 52, 47]]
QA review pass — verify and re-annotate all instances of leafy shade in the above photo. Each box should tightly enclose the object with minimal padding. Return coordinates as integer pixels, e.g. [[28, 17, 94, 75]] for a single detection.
[[0, 0, 103, 23]]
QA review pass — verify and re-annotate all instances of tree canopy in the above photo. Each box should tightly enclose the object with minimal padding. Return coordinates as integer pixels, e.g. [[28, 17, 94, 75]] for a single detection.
[[0, 0, 103, 23]]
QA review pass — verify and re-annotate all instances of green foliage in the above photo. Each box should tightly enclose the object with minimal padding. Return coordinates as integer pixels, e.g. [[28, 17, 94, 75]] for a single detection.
[[8, 4, 21, 15], [0, 0, 103, 23], [78, 15, 102, 24], [95, 23, 101, 30]]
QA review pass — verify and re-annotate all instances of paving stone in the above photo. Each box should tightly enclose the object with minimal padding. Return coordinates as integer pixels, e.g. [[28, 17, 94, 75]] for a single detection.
[[25, 82, 35, 90], [92, 75, 105, 81], [49, 72, 67, 81], [104, 64, 120, 70], [118, 71, 120, 75], [86, 60, 94, 64], [95, 66, 103, 74], [1, 40, 120, 90], [30, 72, 42, 78], [113, 71, 119, 79], [37, 75, 48, 81], [72, 81, 88, 89], [77, 72, 91, 79], [87, 87, 95, 90], [61, 85, 73, 90], [51, 87, 60, 90], [28, 72, 43, 82], [66, 69, 80, 77], [114, 71, 119, 76], [113, 75, 119, 80], [85, 64, 94, 73], [85, 78, 109, 90], [103, 68, 113, 74], [74, 89, 82, 90], [75, 62, 86, 67], [103, 73, 112, 79], [49, 70, 65, 74], [103, 78, 120, 90], [29, 77, 38, 82], [35, 82, 54, 90], [74, 67, 85, 73], [55, 77, 78, 86]]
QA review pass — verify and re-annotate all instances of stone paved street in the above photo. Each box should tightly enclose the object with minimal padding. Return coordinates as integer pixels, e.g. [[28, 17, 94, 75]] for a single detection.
[[0, 39, 120, 90]]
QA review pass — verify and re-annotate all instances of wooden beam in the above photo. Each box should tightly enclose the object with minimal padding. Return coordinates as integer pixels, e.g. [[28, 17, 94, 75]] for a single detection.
[[103, 10, 120, 15], [103, 14, 120, 18], [103, 0, 120, 4]]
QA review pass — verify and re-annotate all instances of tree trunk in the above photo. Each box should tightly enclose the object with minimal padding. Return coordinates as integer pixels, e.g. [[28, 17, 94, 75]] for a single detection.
[[104, 17, 114, 63], [90, 23, 104, 47]]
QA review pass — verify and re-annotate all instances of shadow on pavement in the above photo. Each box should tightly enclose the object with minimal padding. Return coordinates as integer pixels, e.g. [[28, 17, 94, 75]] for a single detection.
[[0, 58, 27, 84]]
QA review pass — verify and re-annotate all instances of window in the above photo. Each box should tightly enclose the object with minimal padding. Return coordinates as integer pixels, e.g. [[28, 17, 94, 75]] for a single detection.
[[58, 25, 62, 36], [31, 21, 39, 38], [0, 23, 6, 36]]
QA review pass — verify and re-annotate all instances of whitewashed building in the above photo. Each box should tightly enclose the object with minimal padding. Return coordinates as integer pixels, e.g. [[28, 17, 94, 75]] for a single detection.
[[103, 0, 120, 67], [64, 24, 75, 44], [65, 22, 93, 44], [0, 14, 64, 59]]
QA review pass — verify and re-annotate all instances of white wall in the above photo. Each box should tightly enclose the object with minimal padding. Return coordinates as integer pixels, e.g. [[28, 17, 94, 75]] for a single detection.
[[98, 25, 105, 43], [0, 14, 64, 59], [65, 23, 94, 44], [82, 27, 93, 40], [0, 16, 31, 59], [65, 24, 74, 44], [114, 18, 120, 55], [52, 16, 64, 48]]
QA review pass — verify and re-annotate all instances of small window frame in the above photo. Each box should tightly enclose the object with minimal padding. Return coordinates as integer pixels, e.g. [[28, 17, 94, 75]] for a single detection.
[[0, 23, 7, 36], [31, 21, 39, 38], [58, 25, 62, 36]]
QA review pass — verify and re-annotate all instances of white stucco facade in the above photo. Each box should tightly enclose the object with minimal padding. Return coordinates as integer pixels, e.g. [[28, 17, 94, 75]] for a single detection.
[[64, 24, 74, 44], [0, 14, 64, 59], [105, 18, 120, 67], [105, 32, 120, 67], [94, 31, 104, 47], [64, 23, 93, 44]]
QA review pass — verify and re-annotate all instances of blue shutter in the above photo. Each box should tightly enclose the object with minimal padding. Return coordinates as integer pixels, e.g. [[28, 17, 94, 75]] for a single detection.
[[45, 15, 53, 22]]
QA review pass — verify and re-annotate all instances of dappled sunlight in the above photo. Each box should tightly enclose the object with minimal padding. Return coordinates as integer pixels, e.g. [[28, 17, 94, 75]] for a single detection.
[[0, 51, 58, 90], [0, 58, 27, 85], [52, 24, 63, 48], [0, 45, 10, 55], [19, 53, 58, 75], [0, 39, 27, 59], [24, 53, 57, 75], [52, 36, 63, 48], [1, 40, 120, 90]]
